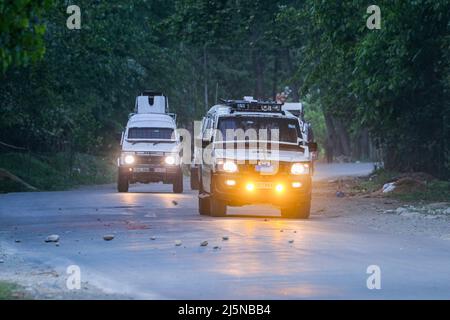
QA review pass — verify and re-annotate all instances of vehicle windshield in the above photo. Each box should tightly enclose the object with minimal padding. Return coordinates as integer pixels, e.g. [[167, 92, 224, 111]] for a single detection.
[[127, 127, 174, 140], [216, 116, 300, 144]]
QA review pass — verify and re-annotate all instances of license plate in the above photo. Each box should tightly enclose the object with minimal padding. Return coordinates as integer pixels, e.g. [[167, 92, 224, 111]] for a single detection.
[[134, 167, 150, 173], [154, 168, 166, 173], [255, 182, 273, 189], [256, 165, 274, 173]]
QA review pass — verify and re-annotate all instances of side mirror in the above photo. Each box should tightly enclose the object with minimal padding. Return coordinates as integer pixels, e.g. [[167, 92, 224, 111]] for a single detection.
[[308, 142, 318, 152]]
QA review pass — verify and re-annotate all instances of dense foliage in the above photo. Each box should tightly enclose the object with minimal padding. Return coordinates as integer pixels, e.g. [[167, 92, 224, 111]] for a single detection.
[[1, 0, 449, 179]]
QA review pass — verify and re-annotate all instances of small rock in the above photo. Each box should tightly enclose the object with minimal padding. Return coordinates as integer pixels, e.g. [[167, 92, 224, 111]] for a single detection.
[[14, 240, 21, 243], [222, 236, 229, 241], [213, 246, 220, 250], [288, 240, 294, 244], [280, 230, 284, 232], [175, 240, 182, 246], [103, 235, 115, 241], [45, 234, 60, 243], [382, 182, 396, 193], [336, 191, 345, 198], [200, 241, 208, 247], [172, 200, 178, 205], [293, 231, 297, 233], [395, 207, 408, 214], [150, 236, 156, 240]]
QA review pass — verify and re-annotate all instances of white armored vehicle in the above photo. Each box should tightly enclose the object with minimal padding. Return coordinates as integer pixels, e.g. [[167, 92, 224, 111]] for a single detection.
[[117, 91, 183, 193], [196, 97, 317, 219]]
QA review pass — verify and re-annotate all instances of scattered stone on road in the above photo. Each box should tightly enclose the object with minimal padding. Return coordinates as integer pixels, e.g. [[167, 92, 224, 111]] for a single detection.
[[103, 235, 115, 241], [222, 236, 229, 241], [213, 246, 220, 250], [336, 191, 345, 198], [150, 236, 156, 240], [288, 240, 294, 244], [172, 200, 178, 205], [45, 234, 60, 243], [15, 240, 21, 243], [200, 241, 208, 247], [175, 240, 182, 246]]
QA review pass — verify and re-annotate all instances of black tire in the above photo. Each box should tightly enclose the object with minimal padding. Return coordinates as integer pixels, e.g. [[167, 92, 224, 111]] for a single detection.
[[281, 200, 311, 219], [198, 195, 211, 215], [210, 195, 227, 217], [173, 170, 183, 193], [117, 172, 129, 193], [190, 167, 199, 190]]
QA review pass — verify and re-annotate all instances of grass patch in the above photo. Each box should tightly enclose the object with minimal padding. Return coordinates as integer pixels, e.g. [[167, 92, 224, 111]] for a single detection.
[[0, 152, 116, 193], [0, 281, 22, 300], [352, 169, 450, 202]]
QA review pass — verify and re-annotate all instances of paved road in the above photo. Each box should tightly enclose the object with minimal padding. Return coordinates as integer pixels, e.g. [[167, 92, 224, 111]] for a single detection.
[[1, 162, 450, 299]]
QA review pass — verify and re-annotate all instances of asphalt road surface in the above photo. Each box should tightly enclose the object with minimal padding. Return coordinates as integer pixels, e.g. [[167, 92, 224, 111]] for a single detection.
[[1, 162, 450, 299]]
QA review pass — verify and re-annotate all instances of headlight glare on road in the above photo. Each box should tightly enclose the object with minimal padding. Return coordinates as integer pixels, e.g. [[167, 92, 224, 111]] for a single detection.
[[291, 163, 309, 175], [165, 155, 176, 165], [124, 155, 135, 165], [220, 160, 238, 173]]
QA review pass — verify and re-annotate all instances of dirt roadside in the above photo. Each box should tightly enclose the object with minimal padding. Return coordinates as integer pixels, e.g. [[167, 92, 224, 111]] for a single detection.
[[311, 180, 450, 240]]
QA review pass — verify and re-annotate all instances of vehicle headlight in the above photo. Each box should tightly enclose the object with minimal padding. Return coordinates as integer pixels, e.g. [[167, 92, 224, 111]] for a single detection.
[[165, 155, 176, 165], [218, 160, 238, 173], [291, 163, 309, 175], [124, 155, 135, 165]]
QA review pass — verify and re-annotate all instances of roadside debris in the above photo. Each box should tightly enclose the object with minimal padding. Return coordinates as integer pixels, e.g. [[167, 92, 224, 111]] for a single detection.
[[45, 235, 60, 243], [200, 241, 208, 247], [14, 240, 21, 243], [382, 203, 450, 218], [103, 235, 115, 241], [175, 240, 182, 246], [336, 191, 345, 198], [172, 200, 178, 205], [150, 236, 156, 240], [222, 236, 229, 241], [213, 246, 221, 250], [382, 182, 396, 193], [288, 240, 294, 244]]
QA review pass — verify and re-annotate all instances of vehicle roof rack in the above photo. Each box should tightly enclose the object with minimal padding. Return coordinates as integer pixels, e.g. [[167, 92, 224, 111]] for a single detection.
[[219, 99, 284, 113]]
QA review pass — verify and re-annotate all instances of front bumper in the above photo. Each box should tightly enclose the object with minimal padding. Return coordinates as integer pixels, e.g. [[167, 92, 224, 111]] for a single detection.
[[119, 165, 180, 184], [212, 172, 311, 207]]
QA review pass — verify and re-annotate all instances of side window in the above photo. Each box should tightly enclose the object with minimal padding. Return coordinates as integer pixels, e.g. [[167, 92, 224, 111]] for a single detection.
[[202, 117, 213, 140]]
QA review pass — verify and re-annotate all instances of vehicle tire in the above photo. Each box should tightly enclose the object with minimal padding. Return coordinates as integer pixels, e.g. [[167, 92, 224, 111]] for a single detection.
[[198, 195, 211, 215], [281, 200, 311, 219], [210, 195, 227, 217], [173, 170, 183, 193], [117, 172, 129, 193], [190, 167, 199, 190]]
